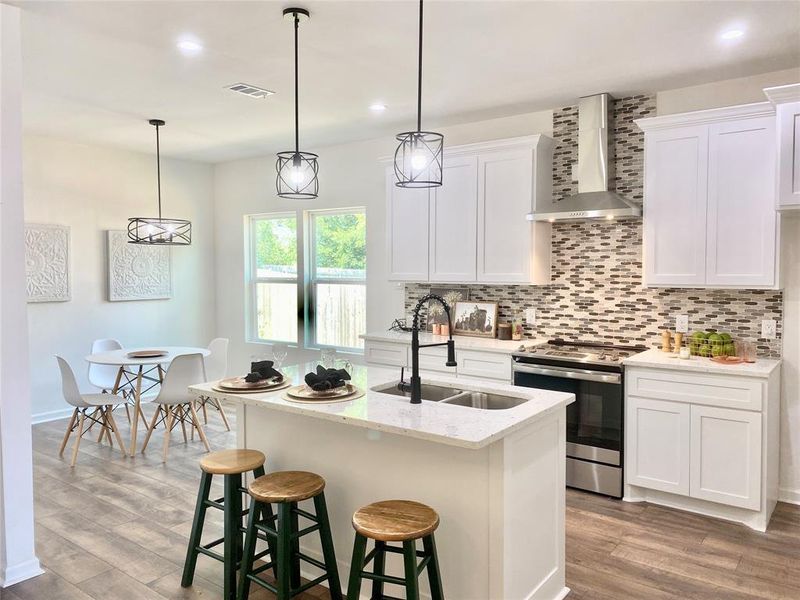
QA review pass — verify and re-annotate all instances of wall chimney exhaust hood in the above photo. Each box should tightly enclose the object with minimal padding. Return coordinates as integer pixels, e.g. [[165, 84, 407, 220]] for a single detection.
[[528, 93, 641, 222]]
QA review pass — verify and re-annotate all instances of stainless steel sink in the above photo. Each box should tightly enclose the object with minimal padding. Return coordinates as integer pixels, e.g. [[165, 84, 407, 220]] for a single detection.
[[372, 382, 464, 402], [440, 391, 529, 410]]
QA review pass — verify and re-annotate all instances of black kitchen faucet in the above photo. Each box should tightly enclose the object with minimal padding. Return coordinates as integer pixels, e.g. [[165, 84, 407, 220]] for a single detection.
[[398, 293, 457, 404]]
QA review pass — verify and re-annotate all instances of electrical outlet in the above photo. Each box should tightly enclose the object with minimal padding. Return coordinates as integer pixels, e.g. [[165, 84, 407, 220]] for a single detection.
[[761, 319, 777, 339], [570, 164, 579, 182], [675, 314, 689, 333], [525, 308, 536, 325]]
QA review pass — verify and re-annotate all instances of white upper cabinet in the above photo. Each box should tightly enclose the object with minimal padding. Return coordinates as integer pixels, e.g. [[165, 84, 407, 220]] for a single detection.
[[386, 168, 429, 281], [706, 117, 776, 287], [637, 103, 779, 289], [643, 126, 708, 286], [764, 84, 800, 210], [429, 155, 478, 281], [477, 148, 551, 283], [384, 135, 553, 284]]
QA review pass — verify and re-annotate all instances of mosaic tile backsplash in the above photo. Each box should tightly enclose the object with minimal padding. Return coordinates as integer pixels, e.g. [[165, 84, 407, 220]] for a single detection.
[[405, 95, 783, 358]]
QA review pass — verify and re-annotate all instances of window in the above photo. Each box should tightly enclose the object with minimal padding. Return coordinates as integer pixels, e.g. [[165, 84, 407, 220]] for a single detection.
[[248, 214, 298, 343], [309, 210, 367, 351], [246, 208, 366, 352]]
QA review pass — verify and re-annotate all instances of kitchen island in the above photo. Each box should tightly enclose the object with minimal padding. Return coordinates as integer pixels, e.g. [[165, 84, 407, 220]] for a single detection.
[[190, 363, 574, 600]]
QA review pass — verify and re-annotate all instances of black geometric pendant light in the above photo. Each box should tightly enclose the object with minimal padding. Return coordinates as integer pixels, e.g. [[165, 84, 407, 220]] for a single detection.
[[127, 119, 192, 245], [276, 7, 319, 199], [394, 0, 443, 188]]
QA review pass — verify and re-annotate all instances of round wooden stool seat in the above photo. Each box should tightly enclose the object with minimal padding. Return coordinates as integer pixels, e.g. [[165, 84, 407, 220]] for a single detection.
[[248, 471, 325, 503], [199, 449, 266, 475], [352, 500, 439, 542]]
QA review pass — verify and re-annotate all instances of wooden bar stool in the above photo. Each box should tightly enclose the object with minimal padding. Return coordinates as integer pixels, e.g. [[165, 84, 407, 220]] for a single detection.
[[182, 449, 267, 600], [237, 471, 343, 600], [346, 500, 444, 600]]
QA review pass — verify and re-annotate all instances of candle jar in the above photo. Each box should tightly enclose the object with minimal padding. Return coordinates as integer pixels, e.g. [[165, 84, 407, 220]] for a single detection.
[[432, 323, 441, 335]]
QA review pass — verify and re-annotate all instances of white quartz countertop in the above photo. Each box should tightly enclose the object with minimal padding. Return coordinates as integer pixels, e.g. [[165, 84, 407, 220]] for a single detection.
[[190, 362, 574, 449], [623, 348, 781, 378], [361, 330, 546, 355]]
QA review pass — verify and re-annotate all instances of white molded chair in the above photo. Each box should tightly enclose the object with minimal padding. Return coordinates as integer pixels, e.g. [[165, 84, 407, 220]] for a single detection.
[[57, 356, 129, 467], [88, 338, 123, 391], [140, 353, 210, 462], [198, 337, 231, 431]]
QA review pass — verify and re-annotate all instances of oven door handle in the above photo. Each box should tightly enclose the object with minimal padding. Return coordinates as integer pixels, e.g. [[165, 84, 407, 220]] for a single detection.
[[513, 363, 622, 384]]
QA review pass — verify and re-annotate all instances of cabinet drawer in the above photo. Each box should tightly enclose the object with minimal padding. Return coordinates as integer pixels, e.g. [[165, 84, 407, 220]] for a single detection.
[[364, 341, 408, 368], [418, 346, 457, 375], [626, 368, 763, 411], [457, 350, 511, 381]]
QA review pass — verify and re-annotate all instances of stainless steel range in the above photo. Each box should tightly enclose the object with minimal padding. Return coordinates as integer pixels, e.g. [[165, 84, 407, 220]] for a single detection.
[[512, 339, 647, 498]]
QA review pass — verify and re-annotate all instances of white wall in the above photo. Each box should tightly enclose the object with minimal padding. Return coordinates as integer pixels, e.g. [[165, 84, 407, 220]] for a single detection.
[[212, 110, 552, 372], [23, 135, 217, 421]]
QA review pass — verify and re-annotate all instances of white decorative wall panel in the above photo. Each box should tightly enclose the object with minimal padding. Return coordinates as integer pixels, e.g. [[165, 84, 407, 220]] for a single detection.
[[107, 230, 171, 301], [25, 223, 70, 303]]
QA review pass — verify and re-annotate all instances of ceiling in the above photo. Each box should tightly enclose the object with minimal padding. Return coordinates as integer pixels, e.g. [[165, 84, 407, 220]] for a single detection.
[[16, 0, 800, 163]]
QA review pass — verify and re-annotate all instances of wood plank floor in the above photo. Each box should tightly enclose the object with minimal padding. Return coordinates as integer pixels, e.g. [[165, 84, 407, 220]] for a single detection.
[[8, 409, 800, 600]]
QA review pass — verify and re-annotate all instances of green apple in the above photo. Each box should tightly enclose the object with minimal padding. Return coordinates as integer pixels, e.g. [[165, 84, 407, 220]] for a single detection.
[[720, 333, 732, 342], [723, 343, 736, 356], [707, 333, 723, 343], [692, 331, 707, 341]]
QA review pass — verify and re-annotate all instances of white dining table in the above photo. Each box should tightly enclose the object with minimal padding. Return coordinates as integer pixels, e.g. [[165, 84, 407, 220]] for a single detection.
[[85, 346, 210, 456]]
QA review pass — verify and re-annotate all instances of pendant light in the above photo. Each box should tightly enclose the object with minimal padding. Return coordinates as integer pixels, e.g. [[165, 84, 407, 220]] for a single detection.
[[127, 119, 191, 245], [394, 0, 443, 188], [276, 7, 319, 199]]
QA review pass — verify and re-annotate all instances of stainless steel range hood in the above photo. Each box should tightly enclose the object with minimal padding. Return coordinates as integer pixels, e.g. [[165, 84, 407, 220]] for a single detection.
[[528, 93, 641, 222]]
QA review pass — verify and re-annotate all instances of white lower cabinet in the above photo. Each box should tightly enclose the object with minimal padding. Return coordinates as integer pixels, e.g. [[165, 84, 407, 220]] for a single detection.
[[625, 365, 779, 531], [626, 397, 690, 495], [690, 405, 761, 510], [364, 340, 512, 383]]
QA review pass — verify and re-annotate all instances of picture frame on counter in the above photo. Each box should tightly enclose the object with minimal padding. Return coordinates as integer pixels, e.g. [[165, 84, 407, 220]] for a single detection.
[[427, 286, 469, 332], [453, 301, 498, 338]]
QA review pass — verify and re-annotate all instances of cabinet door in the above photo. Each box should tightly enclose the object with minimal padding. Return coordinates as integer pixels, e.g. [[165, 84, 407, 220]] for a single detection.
[[706, 117, 777, 287], [626, 396, 691, 495], [776, 101, 800, 210], [386, 168, 430, 281], [690, 405, 762, 510], [429, 155, 478, 282], [476, 149, 533, 282], [643, 126, 709, 286]]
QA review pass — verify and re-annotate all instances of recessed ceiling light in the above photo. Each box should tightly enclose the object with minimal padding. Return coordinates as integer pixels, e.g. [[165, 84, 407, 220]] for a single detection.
[[720, 28, 745, 41], [369, 103, 387, 112], [177, 38, 203, 55]]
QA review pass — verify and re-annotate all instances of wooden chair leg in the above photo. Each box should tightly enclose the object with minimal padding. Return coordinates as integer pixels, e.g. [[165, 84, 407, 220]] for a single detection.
[[70, 411, 86, 467], [106, 406, 128, 457], [201, 399, 208, 425], [138, 403, 149, 430], [177, 405, 189, 444], [215, 399, 231, 431], [163, 406, 174, 463], [140, 405, 162, 454], [188, 402, 211, 452], [59, 408, 78, 457], [124, 403, 132, 424]]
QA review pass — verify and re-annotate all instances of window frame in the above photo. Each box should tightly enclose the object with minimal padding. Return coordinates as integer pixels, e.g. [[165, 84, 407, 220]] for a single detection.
[[305, 207, 367, 353], [246, 212, 303, 346], [244, 207, 367, 354]]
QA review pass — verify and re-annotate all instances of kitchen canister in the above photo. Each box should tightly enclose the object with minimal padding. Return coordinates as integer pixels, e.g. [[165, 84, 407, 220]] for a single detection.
[[498, 323, 512, 340]]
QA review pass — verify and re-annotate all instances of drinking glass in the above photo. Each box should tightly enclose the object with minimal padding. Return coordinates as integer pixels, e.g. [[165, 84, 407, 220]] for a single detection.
[[320, 348, 337, 369], [272, 343, 288, 369]]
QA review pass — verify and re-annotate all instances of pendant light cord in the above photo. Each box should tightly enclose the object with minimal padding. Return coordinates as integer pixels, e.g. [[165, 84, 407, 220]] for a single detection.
[[294, 12, 300, 153], [416, 0, 423, 132], [155, 123, 162, 220]]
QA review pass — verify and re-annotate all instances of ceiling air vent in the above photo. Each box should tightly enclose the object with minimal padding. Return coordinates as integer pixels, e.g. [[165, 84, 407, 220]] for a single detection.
[[225, 83, 275, 99]]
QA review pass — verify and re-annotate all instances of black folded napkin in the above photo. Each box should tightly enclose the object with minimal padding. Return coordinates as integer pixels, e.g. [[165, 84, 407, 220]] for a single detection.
[[244, 360, 283, 383], [304, 365, 351, 391]]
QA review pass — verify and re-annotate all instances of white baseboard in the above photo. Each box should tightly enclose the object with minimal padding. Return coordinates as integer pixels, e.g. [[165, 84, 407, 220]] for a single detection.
[[31, 407, 73, 425], [779, 487, 800, 505], [0, 557, 43, 587]]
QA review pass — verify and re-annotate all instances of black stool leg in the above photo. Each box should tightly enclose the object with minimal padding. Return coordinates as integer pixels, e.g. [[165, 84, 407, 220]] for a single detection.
[[276, 502, 292, 600], [346, 533, 367, 600], [313, 492, 343, 600], [233, 473, 244, 565], [370, 541, 386, 600], [403, 540, 420, 600], [422, 534, 444, 600], [181, 470, 213, 587], [237, 497, 260, 600], [289, 502, 302, 591], [223, 473, 240, 600]]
